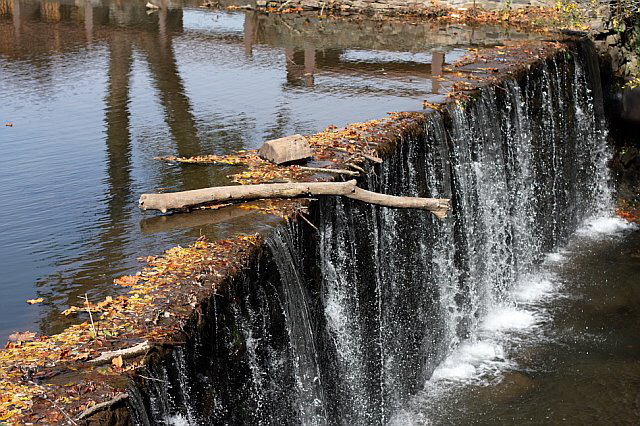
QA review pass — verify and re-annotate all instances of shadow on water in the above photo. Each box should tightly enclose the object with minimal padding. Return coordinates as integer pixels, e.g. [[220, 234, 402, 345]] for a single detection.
[[0, 0, 545, 341]]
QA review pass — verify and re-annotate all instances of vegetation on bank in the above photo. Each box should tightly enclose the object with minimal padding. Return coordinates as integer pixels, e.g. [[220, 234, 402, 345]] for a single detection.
[[231, 0, 636, 32], [617, 199, 640, 222]]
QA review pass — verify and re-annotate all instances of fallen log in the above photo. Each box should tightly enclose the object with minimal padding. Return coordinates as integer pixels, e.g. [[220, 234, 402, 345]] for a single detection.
[[360, 153, 383, 164], [258, 134, 312, 164], [298, 166, 360, 176], [75, 393, 129, 421], [347, 187, 449, 218], [88, 341, 152, 365], [348, 163, 367, 174], [139, 180, 450, 219]]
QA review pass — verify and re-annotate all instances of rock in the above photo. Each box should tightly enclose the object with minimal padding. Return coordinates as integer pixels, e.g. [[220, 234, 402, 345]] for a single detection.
[[371, 2, 390, 10], [622, 87, 640, 122], [301, 0, 321, 8], [258, 134, 313, 164], [610, 47, 622, 72], [621, 147, 638, 167], [606, 33, 620, 46]]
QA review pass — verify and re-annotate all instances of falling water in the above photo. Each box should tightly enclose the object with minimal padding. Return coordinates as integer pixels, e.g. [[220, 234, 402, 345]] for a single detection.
[[128, 40, 612, 425]]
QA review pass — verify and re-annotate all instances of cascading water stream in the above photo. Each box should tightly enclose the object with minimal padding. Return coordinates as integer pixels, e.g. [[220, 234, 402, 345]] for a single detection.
[[265, 228, 328, 425], [128, 40, 614, 425]]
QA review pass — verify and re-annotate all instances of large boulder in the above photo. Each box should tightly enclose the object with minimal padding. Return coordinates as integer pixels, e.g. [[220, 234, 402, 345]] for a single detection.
[[258, 134, 313, 164]]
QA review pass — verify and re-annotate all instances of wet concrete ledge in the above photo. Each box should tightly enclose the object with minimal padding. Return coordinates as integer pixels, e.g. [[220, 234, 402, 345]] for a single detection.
[[0, 31, 580, 424]]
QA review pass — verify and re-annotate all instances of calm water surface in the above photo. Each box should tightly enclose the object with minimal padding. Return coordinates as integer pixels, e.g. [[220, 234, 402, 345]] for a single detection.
[[0, 0, 540, 342]]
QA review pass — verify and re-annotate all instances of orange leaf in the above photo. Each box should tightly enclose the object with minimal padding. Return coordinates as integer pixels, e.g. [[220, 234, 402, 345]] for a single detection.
[[114, 275, 139, 287]]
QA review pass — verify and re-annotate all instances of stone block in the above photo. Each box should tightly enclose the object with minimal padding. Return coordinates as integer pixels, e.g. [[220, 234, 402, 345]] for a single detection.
[[606, 33, 620, 46], [301, 0, 320, 8], [258, 134, 313, 164]]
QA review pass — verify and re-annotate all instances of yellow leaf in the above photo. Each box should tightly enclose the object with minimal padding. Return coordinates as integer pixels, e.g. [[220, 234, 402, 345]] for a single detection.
[[62, 306, 81, 316], [112, 355, 123, 369], [26, 298, 44, 305]]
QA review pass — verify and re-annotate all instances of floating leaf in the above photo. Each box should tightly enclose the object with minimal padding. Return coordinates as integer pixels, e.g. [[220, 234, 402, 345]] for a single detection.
[[26, 298, 44, 305], [114, 275, 139, 287]]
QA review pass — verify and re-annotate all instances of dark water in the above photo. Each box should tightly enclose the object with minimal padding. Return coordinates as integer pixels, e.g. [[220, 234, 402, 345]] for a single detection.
[[389, 222, 640, 426], [0, 0, 541, 342]]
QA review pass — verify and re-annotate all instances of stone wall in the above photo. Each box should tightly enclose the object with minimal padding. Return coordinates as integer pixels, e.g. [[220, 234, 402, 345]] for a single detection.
[[252, 12, 543, 52], [254, 0, 555, 13], [589, 12, 640, 125], [593, 17, 640, 78]]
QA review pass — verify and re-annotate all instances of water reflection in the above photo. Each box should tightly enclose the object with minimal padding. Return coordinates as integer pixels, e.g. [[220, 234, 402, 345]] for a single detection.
[[0, 0, 543, 341]]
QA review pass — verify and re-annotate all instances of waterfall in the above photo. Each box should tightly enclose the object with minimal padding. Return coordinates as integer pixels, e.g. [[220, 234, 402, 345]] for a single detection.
[[128, 40, 612, 425]]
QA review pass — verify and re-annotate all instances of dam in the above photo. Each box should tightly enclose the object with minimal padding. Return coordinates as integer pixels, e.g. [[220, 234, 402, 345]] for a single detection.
[[0, 1, 638, 424]]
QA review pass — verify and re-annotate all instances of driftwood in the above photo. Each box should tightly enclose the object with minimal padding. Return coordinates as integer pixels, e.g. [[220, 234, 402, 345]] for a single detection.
[[88, 341, 152, 365], [298, 166, 359, 176], [258, 134, 312, 164], [349, 187, 448, 217], [348, 163, 367, 174], [75, 393, 129, 421], [360, 153, 383, 164], [139, 180, 450, 219]]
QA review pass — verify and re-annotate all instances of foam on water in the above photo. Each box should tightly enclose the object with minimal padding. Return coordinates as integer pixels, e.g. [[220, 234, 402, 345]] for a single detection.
[[481, 307, 539, 332], [545, 251, 567, 263], [514, 273, 558, 303], [425, 216, 632, 389], [430, 340, 507, 381], [165, 414, 189, 426], [428, 307, 540, 382], [428, 275, 556, 385], [576, 216, 637, 237]]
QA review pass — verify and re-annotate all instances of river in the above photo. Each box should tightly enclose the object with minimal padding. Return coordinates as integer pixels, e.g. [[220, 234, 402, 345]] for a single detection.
[[0, 0, 538, 341], [2, 1, 639, 424]]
